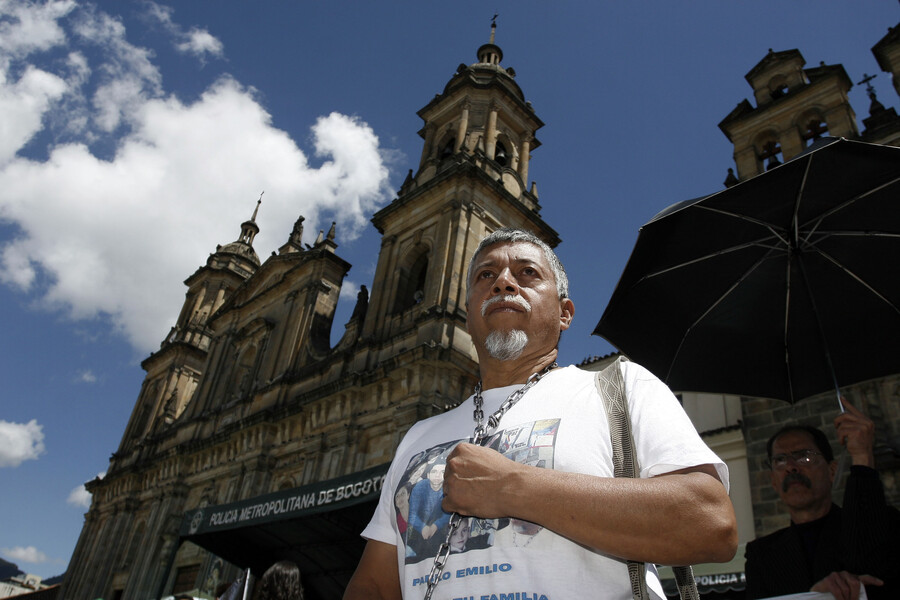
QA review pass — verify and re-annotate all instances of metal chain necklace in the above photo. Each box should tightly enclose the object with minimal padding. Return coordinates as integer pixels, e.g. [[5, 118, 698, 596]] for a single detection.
[[422, 362, 557, 600]]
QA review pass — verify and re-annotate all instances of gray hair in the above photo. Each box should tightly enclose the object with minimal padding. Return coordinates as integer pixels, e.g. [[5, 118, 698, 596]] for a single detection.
[[466, 228, 569, 300]]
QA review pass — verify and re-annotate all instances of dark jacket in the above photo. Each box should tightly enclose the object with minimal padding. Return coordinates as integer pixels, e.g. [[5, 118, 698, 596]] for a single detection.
[[745, 466, 900, 599]]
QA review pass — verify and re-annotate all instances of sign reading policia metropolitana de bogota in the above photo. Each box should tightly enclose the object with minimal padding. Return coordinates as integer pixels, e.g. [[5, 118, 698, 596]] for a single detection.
[[180, 463, 388, 537]]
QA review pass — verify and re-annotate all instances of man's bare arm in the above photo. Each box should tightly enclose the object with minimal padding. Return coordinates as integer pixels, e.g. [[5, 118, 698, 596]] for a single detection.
[[442, 443, 737, 566], [343, 540, 402, 600]]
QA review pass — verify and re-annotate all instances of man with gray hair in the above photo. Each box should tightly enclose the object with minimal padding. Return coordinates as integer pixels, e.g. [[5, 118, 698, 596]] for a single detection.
[[345, 227, 737, 600]]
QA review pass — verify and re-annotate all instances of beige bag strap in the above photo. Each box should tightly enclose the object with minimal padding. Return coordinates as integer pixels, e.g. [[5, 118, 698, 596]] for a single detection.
[[595, 357, 700, 600]]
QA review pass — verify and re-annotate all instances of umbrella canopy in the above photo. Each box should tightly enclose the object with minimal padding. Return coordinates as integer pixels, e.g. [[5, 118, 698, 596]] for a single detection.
[[594, 138, 900, 403]]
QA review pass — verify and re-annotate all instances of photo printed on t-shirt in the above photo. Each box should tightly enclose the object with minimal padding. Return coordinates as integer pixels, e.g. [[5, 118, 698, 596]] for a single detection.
[[395, 419, 560, 564]]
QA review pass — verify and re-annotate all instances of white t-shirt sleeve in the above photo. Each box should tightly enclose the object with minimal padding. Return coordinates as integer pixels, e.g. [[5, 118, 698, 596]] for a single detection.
[[623, 361, 730, 491], [360, 462, 400, 545]]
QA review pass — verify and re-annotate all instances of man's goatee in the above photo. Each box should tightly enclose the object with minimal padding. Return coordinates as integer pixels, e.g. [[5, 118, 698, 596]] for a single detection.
[[485, 329, 528, 360]]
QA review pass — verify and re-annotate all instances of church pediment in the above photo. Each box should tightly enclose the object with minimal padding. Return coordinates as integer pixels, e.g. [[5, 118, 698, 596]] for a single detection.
[[208, 253, 311, 323]]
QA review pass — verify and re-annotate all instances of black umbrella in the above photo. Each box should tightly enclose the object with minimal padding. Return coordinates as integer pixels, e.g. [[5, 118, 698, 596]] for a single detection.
[[594, 137, 900, 405]]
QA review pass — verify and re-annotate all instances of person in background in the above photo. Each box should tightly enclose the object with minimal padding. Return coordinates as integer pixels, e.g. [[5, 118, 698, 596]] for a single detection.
[[253, 560, 304, 600], [745, 399, 900, 600]]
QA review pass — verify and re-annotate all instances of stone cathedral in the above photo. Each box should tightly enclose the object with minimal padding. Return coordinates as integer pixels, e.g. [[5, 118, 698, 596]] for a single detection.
[[62, 27, 558, 600], [61, 21, 900, 600]]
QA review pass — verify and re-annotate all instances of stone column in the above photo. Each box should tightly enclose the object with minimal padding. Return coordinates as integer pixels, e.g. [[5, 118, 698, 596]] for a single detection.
[[212, 284, 228, 313], [519, 134, 532, 184], [419, 123, 436, 166], [778, 127, 805, 162], [454, 100, 470, 153], [485, 103, 499, 160], [189, 283, 207, 323], [733, 146, 759, 180]]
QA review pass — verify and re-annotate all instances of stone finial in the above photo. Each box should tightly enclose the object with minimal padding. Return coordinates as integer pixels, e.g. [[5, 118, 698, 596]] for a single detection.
[[724, 168, 739, 188]]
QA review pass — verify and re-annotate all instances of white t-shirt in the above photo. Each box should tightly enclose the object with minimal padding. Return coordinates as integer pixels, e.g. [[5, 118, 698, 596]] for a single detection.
[[362, 362, 729, 600]]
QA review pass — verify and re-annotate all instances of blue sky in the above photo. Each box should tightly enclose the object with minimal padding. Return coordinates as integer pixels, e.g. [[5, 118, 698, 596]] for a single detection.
[[1, 0, 897, 579]]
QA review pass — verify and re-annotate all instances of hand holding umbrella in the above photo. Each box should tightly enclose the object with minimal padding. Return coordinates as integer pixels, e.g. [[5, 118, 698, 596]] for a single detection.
[[835, 398, 875, 467]]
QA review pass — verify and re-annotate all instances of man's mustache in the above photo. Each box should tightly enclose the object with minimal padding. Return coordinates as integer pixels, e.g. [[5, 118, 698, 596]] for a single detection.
[[782, 472, 812, 492], [481, 294, 531, 316]]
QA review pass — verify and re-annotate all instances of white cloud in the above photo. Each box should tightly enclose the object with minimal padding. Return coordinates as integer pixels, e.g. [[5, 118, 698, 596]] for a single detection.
[[0, 0, 75, 61], [144, 2, 223, 62], [1, 546, 48, 564], [340, 281, 360, 300], [176, 28, 224, 60], [76, 370, 97, 383], [66, 486, 91, 508], [0, 419, 45, 467], [0, 0, 74, 160], [0, 65, 69, 164], [70, 5, 163, 133], [0, 1, 392, 354], [67, 471, 105, 508]]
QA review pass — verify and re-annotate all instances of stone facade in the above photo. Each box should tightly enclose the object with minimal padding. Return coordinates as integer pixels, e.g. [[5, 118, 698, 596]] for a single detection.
[[62, 27, 559, 600]]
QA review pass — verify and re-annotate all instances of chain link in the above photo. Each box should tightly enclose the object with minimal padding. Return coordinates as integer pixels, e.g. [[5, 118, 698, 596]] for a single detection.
[[422, 363, 557, 599]]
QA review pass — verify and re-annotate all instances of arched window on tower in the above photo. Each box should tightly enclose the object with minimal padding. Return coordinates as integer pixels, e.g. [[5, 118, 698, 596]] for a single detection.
[[495, 141, 509, 167], [801, 117, 829, 146], [757, 137, 783, 172], [439, 137, 456, 160], [768, 75, 789, 100], [393, 251, 429, 313]]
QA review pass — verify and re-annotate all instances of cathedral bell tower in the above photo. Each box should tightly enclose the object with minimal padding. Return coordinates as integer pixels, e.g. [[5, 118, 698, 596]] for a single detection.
[[363, 22, 559, 367], [718, 49, 858, 181], [111, 200, 262, 464]]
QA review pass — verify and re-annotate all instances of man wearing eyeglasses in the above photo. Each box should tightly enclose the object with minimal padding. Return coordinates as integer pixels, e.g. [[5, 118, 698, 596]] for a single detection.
[[744, 399, 900, 600]]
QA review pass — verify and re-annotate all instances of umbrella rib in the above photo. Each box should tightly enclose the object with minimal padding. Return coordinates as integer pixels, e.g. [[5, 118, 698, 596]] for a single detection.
[[799, 174, 900, 243], [666, 249, 777, 383], [798, 229, 900, 253], [792, 156, 813, 249], [695, 205, 790, 246], [637, 237, 784, 283], [802, 230, 900, 239], [794, 253, 843, 409], [812, 247, 900, 316], [783, 249, 795, 403]]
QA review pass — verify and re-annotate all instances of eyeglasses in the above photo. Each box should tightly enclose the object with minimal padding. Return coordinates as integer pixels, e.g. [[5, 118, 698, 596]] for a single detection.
[[767, 449, 824, 470]]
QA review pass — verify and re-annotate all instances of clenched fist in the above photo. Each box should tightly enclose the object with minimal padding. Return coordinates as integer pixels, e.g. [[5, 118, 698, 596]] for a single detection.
[[441, 443, 526, 518]]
